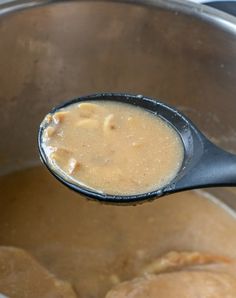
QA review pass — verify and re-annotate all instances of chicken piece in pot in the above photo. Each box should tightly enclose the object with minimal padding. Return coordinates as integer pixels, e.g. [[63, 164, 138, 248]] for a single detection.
[[106, 251, 236, 298], [0, 246, 77, 298]]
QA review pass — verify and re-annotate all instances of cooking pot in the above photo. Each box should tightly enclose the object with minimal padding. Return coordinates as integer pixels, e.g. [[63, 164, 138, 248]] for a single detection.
[[1, 0, 236, 207], [1, 1, 236, 297]]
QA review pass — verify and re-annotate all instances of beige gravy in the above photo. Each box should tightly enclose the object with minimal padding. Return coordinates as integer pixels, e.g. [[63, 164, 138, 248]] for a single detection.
[[41, 101, 184, 195], [1, 166, 236, 297]]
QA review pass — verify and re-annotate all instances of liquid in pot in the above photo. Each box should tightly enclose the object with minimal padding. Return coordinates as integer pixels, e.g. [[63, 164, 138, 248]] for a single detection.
[[1, 166, 236, 297]]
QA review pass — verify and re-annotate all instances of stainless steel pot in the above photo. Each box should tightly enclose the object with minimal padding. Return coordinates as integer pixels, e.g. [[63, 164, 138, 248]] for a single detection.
[[0, 0, 236, 206]]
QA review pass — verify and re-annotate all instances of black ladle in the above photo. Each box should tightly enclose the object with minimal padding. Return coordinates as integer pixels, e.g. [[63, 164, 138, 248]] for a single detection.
[[38, 93, 236, 204]]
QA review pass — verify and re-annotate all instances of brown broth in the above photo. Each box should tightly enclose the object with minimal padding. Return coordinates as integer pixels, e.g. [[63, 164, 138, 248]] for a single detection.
[[41, 101, 184, 195]]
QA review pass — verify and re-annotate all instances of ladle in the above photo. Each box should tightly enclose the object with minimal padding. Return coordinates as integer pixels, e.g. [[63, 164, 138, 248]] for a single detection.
[[38, 93, 236, 204]]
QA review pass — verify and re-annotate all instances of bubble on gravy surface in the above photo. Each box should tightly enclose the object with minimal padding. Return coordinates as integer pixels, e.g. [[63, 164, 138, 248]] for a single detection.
[[41, 101, 184, 195], [1, 166, 236, 297]]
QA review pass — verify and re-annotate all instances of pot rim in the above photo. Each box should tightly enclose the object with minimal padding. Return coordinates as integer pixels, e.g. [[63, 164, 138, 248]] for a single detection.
[[0, 0, 236, 34]]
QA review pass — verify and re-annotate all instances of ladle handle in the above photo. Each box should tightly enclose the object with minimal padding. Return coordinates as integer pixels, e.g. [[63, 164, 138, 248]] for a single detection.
[[173, 140, 236, 192], [197, 0, 236, 16]]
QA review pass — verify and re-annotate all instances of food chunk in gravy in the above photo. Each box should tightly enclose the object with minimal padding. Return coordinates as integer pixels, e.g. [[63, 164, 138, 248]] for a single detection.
[[106, 270, 236, 298], [41, 101, 184, 195], [106, 251, 236, 298], [0, 246, 76, 298]]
